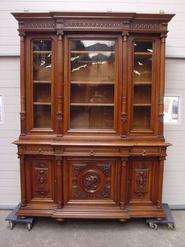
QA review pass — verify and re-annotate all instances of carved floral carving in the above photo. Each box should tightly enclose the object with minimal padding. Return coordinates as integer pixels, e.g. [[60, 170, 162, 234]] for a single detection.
[[135, 168, 149, 198], [34, 163, 49, 197]]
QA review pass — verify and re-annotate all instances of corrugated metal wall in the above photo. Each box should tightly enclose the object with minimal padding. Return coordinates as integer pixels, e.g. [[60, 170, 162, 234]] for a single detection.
[[0, 0, 185, 208]]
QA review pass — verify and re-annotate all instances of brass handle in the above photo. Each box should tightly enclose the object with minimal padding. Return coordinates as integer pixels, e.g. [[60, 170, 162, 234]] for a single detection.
[[38, 148, 42, 153], [142, 149, 146, 156]]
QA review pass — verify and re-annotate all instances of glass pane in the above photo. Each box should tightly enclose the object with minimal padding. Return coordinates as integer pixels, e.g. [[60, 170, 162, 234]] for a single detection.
[[71, 52, 115, 82], [33, 105, 51, 128], [133, 107, 151, 129], [33, 40, 51, 51], [70, 106, 114, 129], [33, 53, 51, 81], [33, 84, 51, 103], [134, 42, 153, 53], [71, 84, 114, 104], [133, 55, 152, 83], [70, 39, 115, 130], [134, 85, 151, 104]]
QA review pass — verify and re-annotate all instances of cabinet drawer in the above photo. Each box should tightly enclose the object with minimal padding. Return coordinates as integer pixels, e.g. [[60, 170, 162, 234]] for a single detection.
[[130, 147, 159, 156], [63, 146, 120, 156], [24, 145, 54, 155]]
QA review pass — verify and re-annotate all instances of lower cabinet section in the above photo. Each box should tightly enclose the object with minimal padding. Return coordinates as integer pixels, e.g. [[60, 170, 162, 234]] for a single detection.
[[18, 155, 165, 219]]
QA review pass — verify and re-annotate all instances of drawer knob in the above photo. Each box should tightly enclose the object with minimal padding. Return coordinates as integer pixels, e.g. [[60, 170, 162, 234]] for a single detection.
[[38, 148, 42, 153], [142, 149, 146, 155]]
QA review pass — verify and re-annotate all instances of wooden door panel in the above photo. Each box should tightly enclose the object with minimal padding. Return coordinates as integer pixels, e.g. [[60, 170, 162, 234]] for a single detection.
[[25, 157, 55, 203], [64, 158, 119, 205], [128, 158, 157, 205]]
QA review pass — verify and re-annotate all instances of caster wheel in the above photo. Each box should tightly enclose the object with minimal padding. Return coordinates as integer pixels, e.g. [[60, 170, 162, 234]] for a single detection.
[[149, 222, 158, 230], [9, 221, 15, 230], [27, 223, 32, 231], [168, 223, 175, 230]]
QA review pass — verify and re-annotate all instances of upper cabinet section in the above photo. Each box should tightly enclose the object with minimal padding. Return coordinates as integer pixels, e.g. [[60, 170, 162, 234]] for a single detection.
[[12, 12, 174, 139]]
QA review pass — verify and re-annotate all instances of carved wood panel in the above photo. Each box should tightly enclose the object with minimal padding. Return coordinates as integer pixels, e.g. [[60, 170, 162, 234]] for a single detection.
[[67, 159, 117, 201], [128, 158, 156, 204], [26, 158, 55, 202]]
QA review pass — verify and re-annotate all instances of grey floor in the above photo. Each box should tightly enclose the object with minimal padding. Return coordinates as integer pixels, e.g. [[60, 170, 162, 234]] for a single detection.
[[0, 210, 185, 247]]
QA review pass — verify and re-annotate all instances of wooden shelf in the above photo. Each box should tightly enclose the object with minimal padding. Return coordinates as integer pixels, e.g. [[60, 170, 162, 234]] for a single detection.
[[134, 81, 152, 85], [134, 52, 153, 56], [71, 81, 114, 85], [33, 80, 51, 84], [133, 103, 151, 107], [33, 102, 51, 106], [71, 50, 115, 54], [70, 103, 114, 106], [33, 51, 51, 54]]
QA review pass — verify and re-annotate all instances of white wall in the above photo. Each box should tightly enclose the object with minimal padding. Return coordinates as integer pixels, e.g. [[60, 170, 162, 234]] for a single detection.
[[0, 0, 185, 208]]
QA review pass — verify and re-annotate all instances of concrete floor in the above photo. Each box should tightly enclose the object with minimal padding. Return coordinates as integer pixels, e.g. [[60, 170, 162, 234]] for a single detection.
[[0, 210, 185, 247]]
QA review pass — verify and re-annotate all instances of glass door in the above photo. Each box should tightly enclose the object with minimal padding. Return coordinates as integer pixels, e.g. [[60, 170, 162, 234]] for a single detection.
[[131, 40, 154, 131], [32, 39, 53, 129], [68, 39, 117, 131]]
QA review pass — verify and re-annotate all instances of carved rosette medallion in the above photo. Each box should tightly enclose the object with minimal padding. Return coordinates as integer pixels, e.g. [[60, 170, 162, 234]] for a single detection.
[[71, 163, 112, 199]]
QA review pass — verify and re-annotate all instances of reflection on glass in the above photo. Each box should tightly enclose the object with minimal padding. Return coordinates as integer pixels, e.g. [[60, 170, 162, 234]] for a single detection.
[[70, 106, 113, 129], [71, 40, 115, 51], [71, 52, 115, 82], [164, 96, 179, 124], [33, 40, 51, 51], [33, 53, 51, 81], [134, 56, 152, 82], [70, 39, 115, 130], [134, 42, 153, 53]]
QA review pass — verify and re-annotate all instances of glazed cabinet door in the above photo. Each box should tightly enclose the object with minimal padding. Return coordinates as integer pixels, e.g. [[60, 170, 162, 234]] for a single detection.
[[26, 35, 57, 133], [25, 157, 56, 204], [63, 158, 120, 206], [63, 35, 122, 135], [128, 157, 159, 206], [128, 36, 160, 136]]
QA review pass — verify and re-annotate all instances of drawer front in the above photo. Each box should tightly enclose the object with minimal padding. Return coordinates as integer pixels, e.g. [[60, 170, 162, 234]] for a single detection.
[[24, 145, 54, 155], [63, 146, 121, 156], [64, 158, 119, 205], [130, 147, 160, 156]]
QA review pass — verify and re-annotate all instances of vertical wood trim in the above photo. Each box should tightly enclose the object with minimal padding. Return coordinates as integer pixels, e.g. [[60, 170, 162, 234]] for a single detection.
[[19, 155, 26, 206], [119, 157, 128, 209], [157, 157, 165, 208], [121, 32, 129, 138], [56, 32, 64, 136], [56, 157, 63, 208], [158, 34, 167, 139], [19, 33, 26, 135]]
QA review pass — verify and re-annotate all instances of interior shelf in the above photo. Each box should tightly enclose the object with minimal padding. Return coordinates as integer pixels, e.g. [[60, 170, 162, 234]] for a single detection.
[[33, 51, 52, 54], [33, 102, 51, 105], [33, 80, 51, 84], [133, 104, 151, 107], [70, 103, 114, 106], [134, 81, 152, 85], [71, 50, 115, 54], [134, 52, 153, 56], [71, 81, 114, 85]]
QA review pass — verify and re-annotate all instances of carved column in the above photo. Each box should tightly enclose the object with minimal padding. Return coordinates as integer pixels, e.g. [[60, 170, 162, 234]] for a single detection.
[[19, 31, 26, 136], [119, 157, 128, 209], [19, 155, 26, 206], [158, 33, 167, 139], [121, 31, 129, 138], [56, 157, 63, 208], [56, 22, 64, 136]]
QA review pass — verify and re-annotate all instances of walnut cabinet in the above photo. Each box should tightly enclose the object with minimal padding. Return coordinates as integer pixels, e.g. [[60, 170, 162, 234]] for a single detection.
[[12, 12, 174, 220]]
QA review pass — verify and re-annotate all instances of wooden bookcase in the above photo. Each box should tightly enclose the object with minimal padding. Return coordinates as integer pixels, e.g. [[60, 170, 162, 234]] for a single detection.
[[12, 12, 174, 220]]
